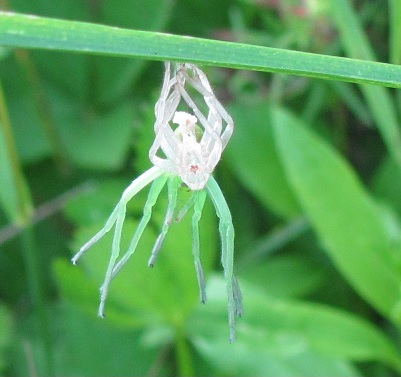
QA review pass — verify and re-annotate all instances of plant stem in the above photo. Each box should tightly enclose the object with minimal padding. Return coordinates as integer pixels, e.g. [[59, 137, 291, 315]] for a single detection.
[[0, 77, 54, 375], [1, 12, 401, 88], [14, 49, 71, 174], [0, 81, 33, 224], [20, 225, 55, 376], [174, 328, 194, 377]]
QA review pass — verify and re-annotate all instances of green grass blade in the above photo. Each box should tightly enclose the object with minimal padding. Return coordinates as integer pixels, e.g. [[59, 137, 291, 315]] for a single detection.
[[0, 81, 53, 374], [389, 0, 401, 65], [271, 106, 401, 323], [1, 11, 401, 88], [190, 277, 401, 374], [328, 0, 401, 168], [0, 80, 32, 224], [226, 103, 300, 219]]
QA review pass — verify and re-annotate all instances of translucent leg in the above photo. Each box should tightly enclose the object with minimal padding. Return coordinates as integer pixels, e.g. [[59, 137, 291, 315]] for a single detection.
[[179, 64, 234, 148], [71, 166, 164, 319], [98, 208, 126, 317], [98, 172, 168, 318], [175, 191, 197, 222], [191, 190, 207, 303], [232, 275, 243, 317], [71, 204, 120, 265], [177, 84, 219, 145], [220, 219, 236, 343], [148, 176, 181, 267], [71, 166, 164, 265], [111, 174, 169, 278], [206, 176, 242, 343]]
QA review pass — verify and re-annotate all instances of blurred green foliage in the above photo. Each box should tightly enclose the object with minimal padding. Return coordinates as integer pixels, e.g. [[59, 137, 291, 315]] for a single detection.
[[1, 0, 401, 376]]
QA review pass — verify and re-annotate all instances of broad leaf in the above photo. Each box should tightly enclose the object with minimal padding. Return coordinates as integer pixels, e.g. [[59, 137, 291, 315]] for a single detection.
[[271, 106, 401, 321], [226, 103, 300, 218], [189, 277, 401, 375]]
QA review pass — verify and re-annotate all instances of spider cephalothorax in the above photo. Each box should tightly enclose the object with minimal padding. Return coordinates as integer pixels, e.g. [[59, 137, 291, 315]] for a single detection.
[[149, 62, 234, 190]]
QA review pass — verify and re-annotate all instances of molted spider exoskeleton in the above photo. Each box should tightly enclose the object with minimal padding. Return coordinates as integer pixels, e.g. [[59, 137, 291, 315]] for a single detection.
[[72, 62, 242, 343], [149, 62, 234, 190]]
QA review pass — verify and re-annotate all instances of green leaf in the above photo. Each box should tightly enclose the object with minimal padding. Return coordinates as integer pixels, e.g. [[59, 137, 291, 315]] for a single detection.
[[9, 0, 91, 100], [271, 106, 401, 321], [10, 302, 159, 376], [371, 157, 401, 216], [93, 0, 173, 104], [190, 277, 401, 375], [328, 81, 371, 126], [328, 0, 401, 169], [0, 56, 51, 163], [0, 305, 13, 373], [0, 121, 20, 221], [0, 80, 32, 223], [8, 0, 91, 21], [171, 0, 231, 36], [226, 103, 300, 218], [389, 0, 401, 65], [240, 253, 324, 298], [35, 50, 89, 102], [53, 304, 159, 376], [55, 100, 135, 170], [2, 12, 401, 88]]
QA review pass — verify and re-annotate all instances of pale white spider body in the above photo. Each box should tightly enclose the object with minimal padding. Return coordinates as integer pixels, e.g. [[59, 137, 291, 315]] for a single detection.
[[167, 111, 220, 190], [149, 62, 233, 190]]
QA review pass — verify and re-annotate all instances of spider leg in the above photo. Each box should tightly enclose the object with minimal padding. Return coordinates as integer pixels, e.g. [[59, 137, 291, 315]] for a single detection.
[[175, 191, 198, 223], [212, 102, 234, 149], [71, 166, 164, 265], [154, 62, 174, 123], [176, 83, 222, 156], [200, 90, 234, 150], [176, 82, 210, 131], [148, 176, 181, 267], [149, 124, 182, 168], [177, 66, 228, 169], [180, 65, 234, 149], [71, 204, 120, 265], [150, 64, 182, 170], [206, 176, 242, 343], [96, 168, 166, 318], [167, 187, 208, 303], [219, 212, 236, 343], [232, 275, 243, 317], [154, 79, 180, 132], [191, 189, 207, 304], [111, 173, 169, 279], [97, 203, 126, 318]]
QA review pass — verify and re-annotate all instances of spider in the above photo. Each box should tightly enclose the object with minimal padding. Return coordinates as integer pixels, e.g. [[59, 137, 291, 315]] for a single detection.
[[72, 62, 242, 342]]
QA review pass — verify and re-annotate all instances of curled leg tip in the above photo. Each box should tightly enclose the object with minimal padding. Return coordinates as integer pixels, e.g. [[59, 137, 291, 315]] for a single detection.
[[148, 263, 154, 268], [235, 305, 243, 318], [200, 293, 207, 304], [229, 325, 236, 343], [98, 300, 106, 318]]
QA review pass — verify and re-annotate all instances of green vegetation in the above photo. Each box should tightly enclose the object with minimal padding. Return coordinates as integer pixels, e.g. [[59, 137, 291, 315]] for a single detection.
[[1, 0, 401, 376]]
